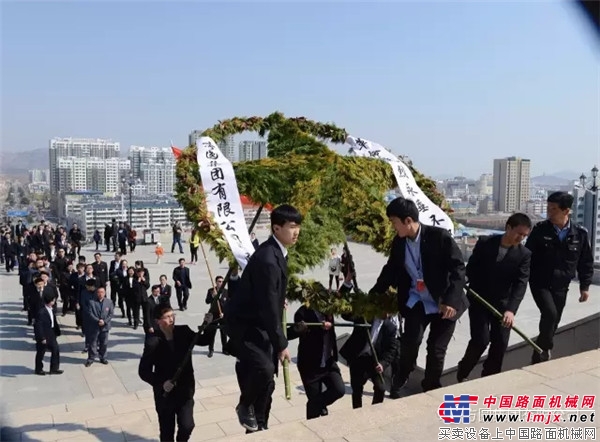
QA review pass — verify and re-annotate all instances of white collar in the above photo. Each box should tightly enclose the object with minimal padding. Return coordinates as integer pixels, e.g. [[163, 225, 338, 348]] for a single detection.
[[272, 235, 288, 258]]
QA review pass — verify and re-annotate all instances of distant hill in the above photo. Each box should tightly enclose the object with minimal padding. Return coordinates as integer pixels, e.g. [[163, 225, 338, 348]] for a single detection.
[[0, 149, 48, 173], [531, 174, 570, 186]]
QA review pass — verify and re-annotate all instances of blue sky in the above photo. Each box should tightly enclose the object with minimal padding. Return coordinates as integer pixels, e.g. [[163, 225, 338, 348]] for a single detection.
[[1, 1, 598, 178]]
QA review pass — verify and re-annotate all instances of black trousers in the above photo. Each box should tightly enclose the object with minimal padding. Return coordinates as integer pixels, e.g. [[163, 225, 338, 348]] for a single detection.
[[175, 287, 189, 309], [126, 299, 141, 327], [457, 302, 511, 379], [35, 339, 60, 372], [531, 287, 568, 352], [349, 355, 387, 409], [301, 361, 346, 419], [207, 322, 228, 352], [398, 302, 456, 392], [236, 328, 277, 420], [190, 246, 198, 263], [154, 391, 195, 442], [5, 255, 15, 271], [235, 359, 273, 428]]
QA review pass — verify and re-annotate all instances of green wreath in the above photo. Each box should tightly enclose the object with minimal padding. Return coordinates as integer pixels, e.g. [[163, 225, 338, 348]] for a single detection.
[[175, 112, 449, 318]]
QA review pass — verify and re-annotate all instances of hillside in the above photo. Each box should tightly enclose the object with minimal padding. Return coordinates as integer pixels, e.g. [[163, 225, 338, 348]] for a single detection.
[[0, 149, 48, 173]]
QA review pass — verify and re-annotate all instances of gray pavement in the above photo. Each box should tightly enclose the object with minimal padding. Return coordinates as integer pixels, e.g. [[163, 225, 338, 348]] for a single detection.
[[0, 229, 598, 441]]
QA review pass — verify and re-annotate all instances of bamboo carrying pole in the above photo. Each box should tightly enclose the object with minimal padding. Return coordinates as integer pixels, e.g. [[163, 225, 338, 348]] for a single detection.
[[282, 308, 292, 400], [467, 286, 543, 354], [290, 322, 371, 328]]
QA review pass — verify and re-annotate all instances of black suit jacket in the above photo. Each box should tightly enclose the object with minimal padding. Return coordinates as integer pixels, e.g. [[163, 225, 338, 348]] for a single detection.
[[224, 236, 288, 353], [466, 235, 531, 314], [339, 316, 397, 368], [371, 224, 468, 320], [92, 261, 109, 287], [159, 284, 172, 302], [138, 325, 210, 398], [34, 306, 61, 342], [144, 295, 163, 333], [173, 266, 192, 289], [292, 306, 338, 378], [108, 260, 121, 282]]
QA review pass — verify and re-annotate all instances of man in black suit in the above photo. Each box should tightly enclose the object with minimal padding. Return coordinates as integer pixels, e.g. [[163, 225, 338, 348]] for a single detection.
[[373, 197, 467, 395], [108, 252, 121, 304], [205, 275, 228, 358], [159, 274, 173, 306], [457, 213, 532, 381], [139, 305, 213, 442], [250, 232, 259, 250], [291, 306, 345, 419], [34, 292, 63, 375], [144, 285, 164, 335], [92, 252, 109, 289], [172, 258, 192, 311], [339, 313, 397, 408], [225, 204, 302, 432]]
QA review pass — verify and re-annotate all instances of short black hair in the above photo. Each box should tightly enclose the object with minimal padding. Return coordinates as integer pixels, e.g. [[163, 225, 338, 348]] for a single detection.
[[43, 293, 55, 305], [85, 278, 97, 286], [271, 204, 302, 227], [506, 213, 532, 229], [154, 304, 173, 320], [216, 275, 223, 281], [178, 258, 185, 263], [386, 197, 420, 223], [33, 277, 44, 284], [547, 191, 574, 211], [160, 274, 167, 279], [151, 284, 161, 291], [94, 252, 101, 257]]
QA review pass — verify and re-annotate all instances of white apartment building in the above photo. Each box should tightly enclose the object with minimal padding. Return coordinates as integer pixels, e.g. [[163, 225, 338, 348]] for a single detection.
[[189, 130, 203, 147], [218, 135, 236, 163], [56, 157, 131, 194], [239, 140, 268, 162], [128, 146, 176, 195], [49, 137, 120, 194], [523, 200, 545, 216], [29, 169, 50, 184], [492, 157, 531, 212]]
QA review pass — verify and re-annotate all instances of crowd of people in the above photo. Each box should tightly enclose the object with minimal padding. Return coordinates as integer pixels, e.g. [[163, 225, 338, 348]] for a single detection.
[[1, 190, 593, 442]]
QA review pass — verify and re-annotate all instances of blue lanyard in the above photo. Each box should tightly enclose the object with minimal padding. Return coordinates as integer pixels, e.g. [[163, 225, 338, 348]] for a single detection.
[[406, 242, 421, 272]]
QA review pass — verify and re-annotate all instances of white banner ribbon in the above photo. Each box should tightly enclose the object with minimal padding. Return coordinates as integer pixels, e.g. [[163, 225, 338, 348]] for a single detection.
[[345, 136, 454, 235], [196, 137, 255, 269]]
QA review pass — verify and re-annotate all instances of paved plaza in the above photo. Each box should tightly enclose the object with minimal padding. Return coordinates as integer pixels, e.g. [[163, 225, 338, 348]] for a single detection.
[[0, 230, 598, 441]]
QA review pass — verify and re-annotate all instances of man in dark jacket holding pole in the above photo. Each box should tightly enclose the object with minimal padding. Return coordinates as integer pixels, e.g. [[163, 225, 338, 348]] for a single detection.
[[139, 305, 213, 442]]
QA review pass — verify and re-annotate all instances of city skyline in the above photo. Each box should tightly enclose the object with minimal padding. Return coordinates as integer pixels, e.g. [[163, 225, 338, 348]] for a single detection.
[[2, 2, 598, 177]]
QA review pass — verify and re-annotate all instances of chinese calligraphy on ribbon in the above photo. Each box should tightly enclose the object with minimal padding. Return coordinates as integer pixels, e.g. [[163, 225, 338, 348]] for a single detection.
[[345, 136, 454, 235], [196, 137, 256, 269]]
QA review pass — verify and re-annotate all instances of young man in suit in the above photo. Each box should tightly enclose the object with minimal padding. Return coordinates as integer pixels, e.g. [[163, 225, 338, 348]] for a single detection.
[[457, 213, 532, 381], [205, 275, 227, 358], [34, 292, 63, 375], [525, 192, 593, 363], [374, 197, 467, 395], [144, 285, 164, 335], [172, 258, 192, 311], [139, 306, 213, 442], [225, 204, 302, 432], [340, 313, 397, 408], [92, 252, 109, 289], [292, 306, 346, 418], [108, 252, 121, 303]]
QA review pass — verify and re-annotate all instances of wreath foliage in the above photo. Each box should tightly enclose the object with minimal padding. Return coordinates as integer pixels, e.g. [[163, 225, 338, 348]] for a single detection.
[[175, 112, 448, 318]]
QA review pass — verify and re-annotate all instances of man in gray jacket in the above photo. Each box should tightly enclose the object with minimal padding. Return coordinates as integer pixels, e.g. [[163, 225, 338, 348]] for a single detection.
[[85, 286, 114, 367]]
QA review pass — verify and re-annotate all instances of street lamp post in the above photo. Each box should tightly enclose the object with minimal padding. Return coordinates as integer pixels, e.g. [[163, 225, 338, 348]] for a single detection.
[[122, 175, 140, 228]]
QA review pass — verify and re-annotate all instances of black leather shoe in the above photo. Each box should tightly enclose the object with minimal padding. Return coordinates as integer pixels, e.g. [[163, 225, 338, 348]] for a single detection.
[[320, 407, 328, 416], [100, 359, 108, 365], [208, 350, 214, 358], [84, 360, 93, 367], [236, 403, 258, 431], [50, 369, 64, 375], [35, 370, 45, 376]]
